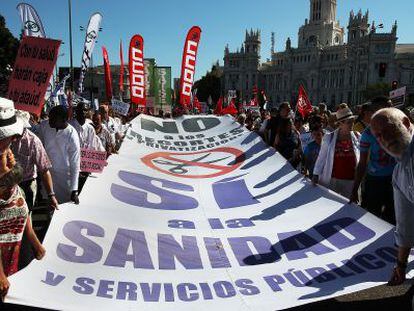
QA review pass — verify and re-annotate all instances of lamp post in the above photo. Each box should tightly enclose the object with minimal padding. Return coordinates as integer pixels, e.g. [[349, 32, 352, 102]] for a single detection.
[[68, 0, 74, 91]]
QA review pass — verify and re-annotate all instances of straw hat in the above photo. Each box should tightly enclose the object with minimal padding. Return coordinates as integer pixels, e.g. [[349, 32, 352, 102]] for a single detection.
[[335, 107, 357, 123]]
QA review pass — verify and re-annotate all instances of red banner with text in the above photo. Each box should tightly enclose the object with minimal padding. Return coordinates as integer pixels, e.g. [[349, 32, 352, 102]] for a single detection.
[[129, 34, 146, 108], [8, 36, 61, 116], [179, 26, 202, 107]]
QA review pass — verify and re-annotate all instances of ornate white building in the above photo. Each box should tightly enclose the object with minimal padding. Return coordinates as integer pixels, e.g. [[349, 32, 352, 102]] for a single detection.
[[222, 0, 414, 108]]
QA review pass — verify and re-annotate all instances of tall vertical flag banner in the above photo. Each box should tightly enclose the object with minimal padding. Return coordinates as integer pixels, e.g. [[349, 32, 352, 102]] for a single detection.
[[16, 3, 46, 37], [154, 67, 172, 113], [179, 26, 202, 106], [119, 40, 124, 94], [78, 13, 103, 93], [296, 85, 313, 118], [129, 35, 146, 108], [102, 46, 113, 101]]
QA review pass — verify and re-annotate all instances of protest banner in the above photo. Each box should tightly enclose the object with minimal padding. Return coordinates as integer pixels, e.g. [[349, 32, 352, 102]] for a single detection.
[[7, 36, 61, 116], [154, 66, 172, 113], [129, 34, 146, 108], [102, 46, 113, 101], [111, 99, 130, 116], [6, 115, 405, 310], [80, 148, 107, 173], [389, 86, 406, 107], [179, 26, 202, 106], [78, 13, 102, 93]]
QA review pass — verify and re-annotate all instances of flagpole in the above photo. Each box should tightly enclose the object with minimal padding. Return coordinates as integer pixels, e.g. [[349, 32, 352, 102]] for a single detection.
[[68, 0, 74, 91]]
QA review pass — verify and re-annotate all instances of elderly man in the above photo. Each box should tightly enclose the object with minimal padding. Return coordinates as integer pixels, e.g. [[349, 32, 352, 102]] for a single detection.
[[370, 108, 414, 286], [11, 110, 58, 210], [37, 106, 80, 204]]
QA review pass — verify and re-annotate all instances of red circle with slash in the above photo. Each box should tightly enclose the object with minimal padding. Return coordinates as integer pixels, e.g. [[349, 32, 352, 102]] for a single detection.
[[141, 147, 245, 179]]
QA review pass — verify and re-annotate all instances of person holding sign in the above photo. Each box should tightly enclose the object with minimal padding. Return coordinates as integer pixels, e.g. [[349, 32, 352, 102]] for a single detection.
[[70, 103, 105, 192], [37, 106, 80, 204]]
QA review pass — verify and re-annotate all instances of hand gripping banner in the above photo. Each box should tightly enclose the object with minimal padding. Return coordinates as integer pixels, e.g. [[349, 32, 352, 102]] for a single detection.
[[78, 13, 103, 93], [179, 26, 202, 107], [102, 46, 113, 101], [129, 34, 146, 108]]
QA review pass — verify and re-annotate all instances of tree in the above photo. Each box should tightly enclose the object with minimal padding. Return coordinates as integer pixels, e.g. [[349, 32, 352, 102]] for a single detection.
[[362, 83, 391, 101], [0, 15, 19, 96], [193, 63, 222, 104]]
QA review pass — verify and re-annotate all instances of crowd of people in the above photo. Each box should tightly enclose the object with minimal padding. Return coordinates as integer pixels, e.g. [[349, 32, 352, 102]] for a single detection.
[[0, 93, 413, 302], [0, 96, 133, 300], [232, 97, 414, 286]]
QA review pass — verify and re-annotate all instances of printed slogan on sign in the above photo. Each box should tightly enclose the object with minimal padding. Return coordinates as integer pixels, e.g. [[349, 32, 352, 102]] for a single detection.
[[7, 115, 404, 311], [7, 36, 61, 116]]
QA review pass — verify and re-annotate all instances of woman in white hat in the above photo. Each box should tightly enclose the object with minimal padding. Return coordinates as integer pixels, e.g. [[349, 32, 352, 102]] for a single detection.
[[0, 97, 24, 179], [312, 107, 361, 198]]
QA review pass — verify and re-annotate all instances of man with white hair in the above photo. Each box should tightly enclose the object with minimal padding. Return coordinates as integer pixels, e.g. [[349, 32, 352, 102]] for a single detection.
[[370, 108, 414, 286]]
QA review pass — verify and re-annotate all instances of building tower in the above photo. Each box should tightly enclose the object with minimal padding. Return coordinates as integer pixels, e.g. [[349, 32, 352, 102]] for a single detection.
[[298, 0, 344, 48], [244, 29, 261, 55], [310, 0, 337, 24], [347, 9, 369, 44]]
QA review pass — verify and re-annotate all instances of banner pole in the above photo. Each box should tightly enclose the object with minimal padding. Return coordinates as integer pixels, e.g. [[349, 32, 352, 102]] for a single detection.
[[68, 0, 74, 91]]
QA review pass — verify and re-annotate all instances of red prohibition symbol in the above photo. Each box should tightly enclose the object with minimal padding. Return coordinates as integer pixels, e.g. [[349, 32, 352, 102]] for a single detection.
[[141, 147, 245, 179]]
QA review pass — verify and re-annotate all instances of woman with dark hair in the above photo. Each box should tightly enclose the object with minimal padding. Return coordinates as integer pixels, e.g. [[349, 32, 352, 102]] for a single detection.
[[274, 118, 302, 168], [0, 164, 45, 299]]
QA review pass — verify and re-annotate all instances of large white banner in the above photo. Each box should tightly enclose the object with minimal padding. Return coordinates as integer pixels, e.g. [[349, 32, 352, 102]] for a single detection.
[[78, 13, 103, 93], [6, 115, 405, 310]]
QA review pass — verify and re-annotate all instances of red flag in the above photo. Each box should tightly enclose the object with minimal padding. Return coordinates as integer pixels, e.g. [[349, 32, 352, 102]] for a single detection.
[[179, 26, 202, 107], [222, 98, 238, 115], [102, 46, 113, 101], [214, 97, 223, 115], [249, 98, 258, 107], [129, 34, 146, 108], [296, 85, 313, 118], [119, 40, 124, 93]]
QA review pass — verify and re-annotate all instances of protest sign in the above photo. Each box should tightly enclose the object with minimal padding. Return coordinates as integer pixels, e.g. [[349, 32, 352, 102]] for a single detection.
[[7, 115, 405, 310], [7, 36, 61, 116], [111, 99, 130, 116], [389, 86, 406, 107], [80, 148, 107, 173]]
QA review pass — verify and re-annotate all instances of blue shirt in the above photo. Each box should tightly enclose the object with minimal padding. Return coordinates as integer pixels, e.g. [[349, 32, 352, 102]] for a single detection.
[[393, 135, 414, 247], [360, 127, 396, 176], [304, 141, 321, 177]]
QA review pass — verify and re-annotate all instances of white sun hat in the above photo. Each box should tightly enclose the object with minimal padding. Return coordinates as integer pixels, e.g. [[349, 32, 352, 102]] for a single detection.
[[0, 97, 24, 139]]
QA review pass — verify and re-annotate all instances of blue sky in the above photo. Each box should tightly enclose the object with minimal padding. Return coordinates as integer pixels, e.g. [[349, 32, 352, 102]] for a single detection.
[[2, 0, 414, 80]]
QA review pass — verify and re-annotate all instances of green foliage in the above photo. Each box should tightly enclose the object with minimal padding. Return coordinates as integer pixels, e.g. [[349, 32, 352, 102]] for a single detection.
[[0, 15, 20, 96], [193, 64, 222, 103], [362, 82, 391, 101]]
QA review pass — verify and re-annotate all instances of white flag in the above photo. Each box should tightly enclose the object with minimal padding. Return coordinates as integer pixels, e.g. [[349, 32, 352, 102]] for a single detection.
[[16, 3, 46, 37], [79, 13, 103, 93]]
